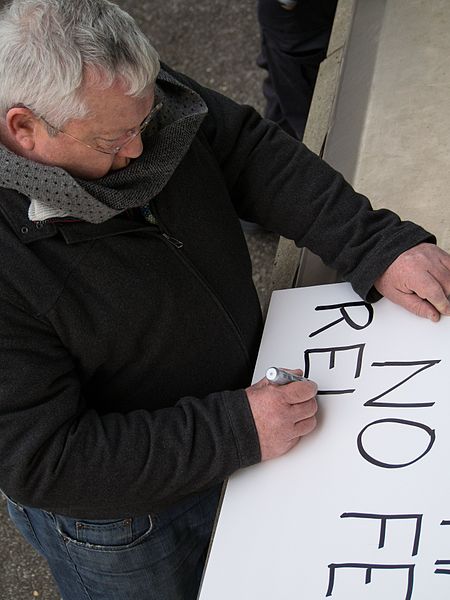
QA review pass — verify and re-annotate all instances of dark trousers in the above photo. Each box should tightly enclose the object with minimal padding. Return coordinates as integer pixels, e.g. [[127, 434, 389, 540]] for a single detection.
[[257, 0, 338, 139]]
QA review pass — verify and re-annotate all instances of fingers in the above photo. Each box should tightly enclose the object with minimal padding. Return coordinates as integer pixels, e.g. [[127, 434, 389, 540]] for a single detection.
[[246, 375, 319, 461], [404, 296, 441, 322], [375, 243, 450, 320], [419, 271, 450, 317], [386, 287, 442, 322], [281, 379, 318, 404], [259, 367, 316, 401], [291, 396, 318, 420], [387, 272, 450, 321], [292, 415, 317, 438], [404, 266, 450, 318], [289, 397, 318, 438]]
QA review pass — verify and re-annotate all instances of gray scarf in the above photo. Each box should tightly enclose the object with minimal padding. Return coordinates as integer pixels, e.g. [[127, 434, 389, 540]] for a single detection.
[[0, 69, 207, 223]]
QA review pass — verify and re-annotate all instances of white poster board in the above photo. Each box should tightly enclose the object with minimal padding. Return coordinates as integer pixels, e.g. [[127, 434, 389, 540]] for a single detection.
[[199, 282, 450, 600]]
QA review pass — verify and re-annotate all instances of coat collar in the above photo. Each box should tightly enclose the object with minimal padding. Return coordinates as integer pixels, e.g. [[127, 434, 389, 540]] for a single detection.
[[0, 189, 153, 244]]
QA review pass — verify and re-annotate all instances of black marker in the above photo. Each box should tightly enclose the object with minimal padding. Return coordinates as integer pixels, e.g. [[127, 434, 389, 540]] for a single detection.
[[266, 367, 306, 385]]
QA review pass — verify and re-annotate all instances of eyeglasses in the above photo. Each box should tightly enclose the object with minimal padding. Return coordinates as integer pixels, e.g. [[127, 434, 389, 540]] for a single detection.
[[38, 100, 163, 155]]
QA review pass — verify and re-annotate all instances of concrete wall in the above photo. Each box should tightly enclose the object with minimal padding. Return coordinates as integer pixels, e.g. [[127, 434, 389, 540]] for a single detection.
[[272, 0, 450, 298]]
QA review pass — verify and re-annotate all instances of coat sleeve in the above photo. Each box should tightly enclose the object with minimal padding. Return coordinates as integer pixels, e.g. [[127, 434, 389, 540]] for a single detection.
[[0, 293, 259, 518], [169, 67, 435, 301]]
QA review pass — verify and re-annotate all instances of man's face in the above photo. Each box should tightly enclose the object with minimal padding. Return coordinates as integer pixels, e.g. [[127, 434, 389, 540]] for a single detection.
[[30, 78, 154, 180]]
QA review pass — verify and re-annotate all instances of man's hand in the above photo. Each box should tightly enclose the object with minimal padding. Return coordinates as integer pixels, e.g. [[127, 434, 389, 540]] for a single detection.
[[374, 243, 450, 321], [246, 370, 318, 461]]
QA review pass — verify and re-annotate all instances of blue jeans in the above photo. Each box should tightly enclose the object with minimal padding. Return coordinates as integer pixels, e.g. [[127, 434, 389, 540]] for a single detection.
[[5, 486, 221, 600]]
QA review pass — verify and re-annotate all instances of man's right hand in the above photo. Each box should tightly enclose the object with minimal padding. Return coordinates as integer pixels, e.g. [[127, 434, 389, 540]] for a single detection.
[[246, 370, 318, 461]]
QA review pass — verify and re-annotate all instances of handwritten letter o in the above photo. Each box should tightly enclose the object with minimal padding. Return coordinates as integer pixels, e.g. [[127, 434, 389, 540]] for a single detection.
[[357, 418, 435, 469]]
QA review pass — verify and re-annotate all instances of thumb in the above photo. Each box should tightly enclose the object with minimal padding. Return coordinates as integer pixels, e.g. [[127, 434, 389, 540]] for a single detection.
[[396, 293, 440, 322]]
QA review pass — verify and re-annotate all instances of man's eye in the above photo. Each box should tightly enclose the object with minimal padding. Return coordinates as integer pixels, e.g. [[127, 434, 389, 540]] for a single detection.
[[96, 140, 118, 151]]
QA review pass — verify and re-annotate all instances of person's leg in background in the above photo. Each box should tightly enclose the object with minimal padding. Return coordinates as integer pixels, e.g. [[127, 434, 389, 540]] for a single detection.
[[257, 0, 338, 139]]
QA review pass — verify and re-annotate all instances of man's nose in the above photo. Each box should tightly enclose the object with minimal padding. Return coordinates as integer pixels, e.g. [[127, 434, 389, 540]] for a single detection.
[[117, 134, 144, 159]]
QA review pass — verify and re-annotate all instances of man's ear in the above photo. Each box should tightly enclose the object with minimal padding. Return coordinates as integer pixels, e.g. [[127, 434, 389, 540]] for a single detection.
[[5, 107, 39, 151]]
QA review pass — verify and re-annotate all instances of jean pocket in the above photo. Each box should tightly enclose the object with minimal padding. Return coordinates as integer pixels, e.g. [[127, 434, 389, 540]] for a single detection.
[[54, 513, 153, 552]]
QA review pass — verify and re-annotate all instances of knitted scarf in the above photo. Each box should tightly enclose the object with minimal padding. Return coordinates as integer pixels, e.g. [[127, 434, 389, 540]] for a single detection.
[[0, 68, 207, 224]]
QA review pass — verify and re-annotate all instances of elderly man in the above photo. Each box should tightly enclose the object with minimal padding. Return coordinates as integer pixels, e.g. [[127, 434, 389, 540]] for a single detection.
[[0, 1, 449, 599]]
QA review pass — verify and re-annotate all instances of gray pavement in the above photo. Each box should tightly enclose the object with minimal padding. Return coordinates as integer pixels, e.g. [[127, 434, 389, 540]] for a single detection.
[[0, 1, 278, 598]]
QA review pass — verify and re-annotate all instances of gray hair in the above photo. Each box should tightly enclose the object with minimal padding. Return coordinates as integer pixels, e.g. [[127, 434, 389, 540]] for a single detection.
[[0, 0, 160, 128]]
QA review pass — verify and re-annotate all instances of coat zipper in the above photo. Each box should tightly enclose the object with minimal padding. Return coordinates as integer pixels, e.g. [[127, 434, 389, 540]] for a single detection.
[[151, 208, 252, 370], [161, 232, 184, 249]]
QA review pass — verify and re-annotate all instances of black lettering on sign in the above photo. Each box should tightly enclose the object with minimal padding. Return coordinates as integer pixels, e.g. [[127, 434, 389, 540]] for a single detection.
[[326, 563, 415, 599], [304, 344, 365, 395], [357, 419, 435, 469], [309, 302, 374, 338], [340, 513, 423, 556], [435, 560, 450, 575], [364, 360, 440, 408], [434, 522, 450, 575]]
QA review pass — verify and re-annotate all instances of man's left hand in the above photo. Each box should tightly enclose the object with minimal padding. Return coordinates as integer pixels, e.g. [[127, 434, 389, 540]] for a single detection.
[[374, 243, 450, 321]]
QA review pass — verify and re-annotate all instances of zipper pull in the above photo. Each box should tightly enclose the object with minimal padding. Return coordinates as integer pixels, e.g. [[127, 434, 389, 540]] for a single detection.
[[162, 232, 184, 249]]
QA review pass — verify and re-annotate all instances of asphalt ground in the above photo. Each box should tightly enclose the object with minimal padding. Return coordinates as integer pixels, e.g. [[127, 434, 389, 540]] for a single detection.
[[0, 1, 279, 598]]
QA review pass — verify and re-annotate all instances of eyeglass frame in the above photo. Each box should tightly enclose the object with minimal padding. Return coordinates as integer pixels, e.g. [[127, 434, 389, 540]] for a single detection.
[[37, 99, 163, 156]]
